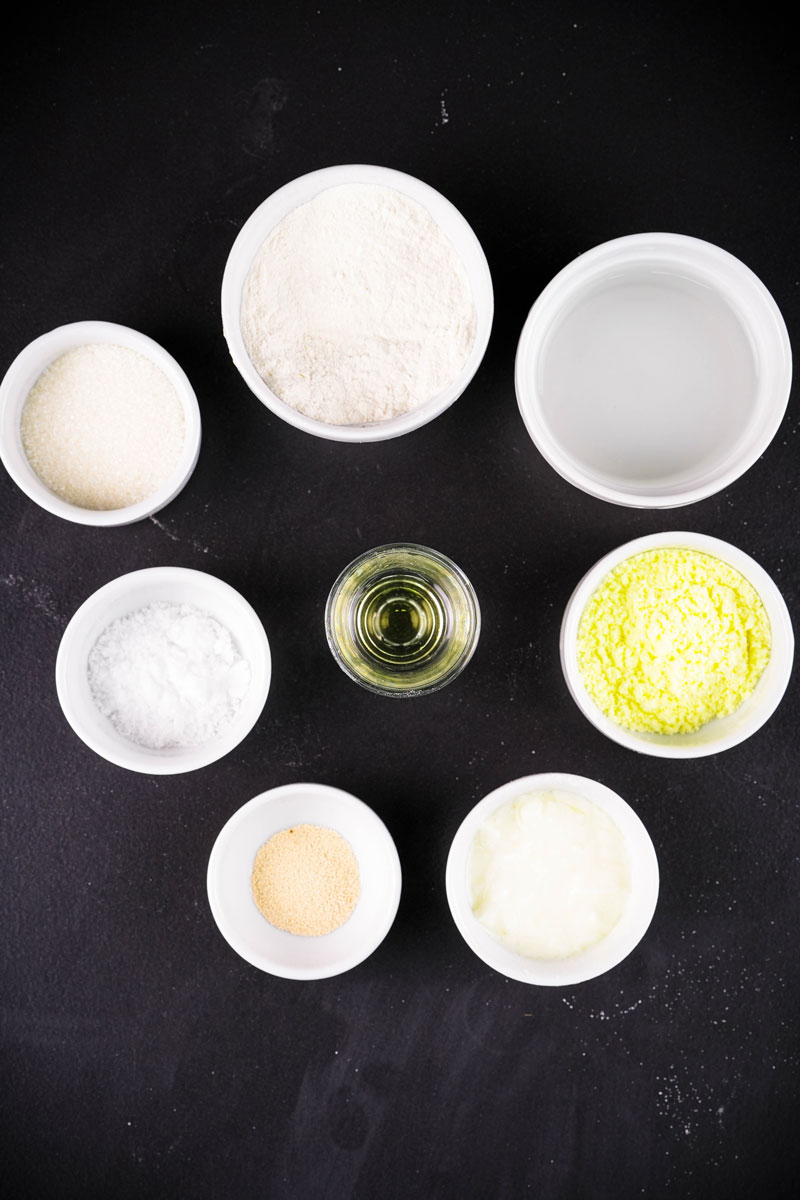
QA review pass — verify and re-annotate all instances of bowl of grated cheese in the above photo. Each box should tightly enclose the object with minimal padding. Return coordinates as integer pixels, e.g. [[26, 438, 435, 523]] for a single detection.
[[206, 782, 402, 979], [560, 531, 794, 758], [0, 320, 201, 525], [221, 164, 494, 442]]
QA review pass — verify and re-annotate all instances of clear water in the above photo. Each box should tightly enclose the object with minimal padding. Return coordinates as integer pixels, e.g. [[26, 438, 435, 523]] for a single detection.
[[537, 268, 758, 492]]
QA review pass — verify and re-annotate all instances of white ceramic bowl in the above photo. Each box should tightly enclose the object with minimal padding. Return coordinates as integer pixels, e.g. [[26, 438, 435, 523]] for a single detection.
[[560, 531, 794, 758], [221, 163, 494, 443], [445, 772, 659, 986], [515, 233, 792, 507], [55, 567, 271, 774], [0, 320, 201, 525], [207, 782, 402, 979]]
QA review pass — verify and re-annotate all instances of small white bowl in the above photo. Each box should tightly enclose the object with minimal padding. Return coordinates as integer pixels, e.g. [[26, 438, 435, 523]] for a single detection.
[[207, 782, 402, 979], [515, 233, 792, 507], [55, 567, 271, 774], [445, 773, 659, 986], [560, 531, 794, 758], [0, 320, 201, 525], [221, 163, 494, 443]]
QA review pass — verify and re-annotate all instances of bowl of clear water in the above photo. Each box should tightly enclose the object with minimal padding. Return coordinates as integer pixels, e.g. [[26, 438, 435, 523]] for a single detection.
[[514, 233, 791, 508]]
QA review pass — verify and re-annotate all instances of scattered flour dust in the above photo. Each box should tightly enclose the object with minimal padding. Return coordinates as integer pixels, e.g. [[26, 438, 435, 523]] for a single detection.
[[240, 182, 477, 425], [21, 343, 185, 510]]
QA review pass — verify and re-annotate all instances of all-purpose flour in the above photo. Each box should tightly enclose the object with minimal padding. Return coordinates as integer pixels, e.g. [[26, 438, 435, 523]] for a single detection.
[[240, 183, 477, 425]]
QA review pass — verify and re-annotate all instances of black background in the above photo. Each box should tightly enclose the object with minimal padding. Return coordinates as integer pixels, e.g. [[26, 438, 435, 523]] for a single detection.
[[2, 3, 798, 1198]]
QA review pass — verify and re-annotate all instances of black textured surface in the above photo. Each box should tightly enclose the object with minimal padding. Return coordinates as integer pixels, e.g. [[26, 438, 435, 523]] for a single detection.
[[1, 4, 798, 1198]]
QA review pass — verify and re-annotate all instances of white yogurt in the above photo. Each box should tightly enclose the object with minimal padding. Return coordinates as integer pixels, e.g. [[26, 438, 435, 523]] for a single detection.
[[467, 789, 632, 959]]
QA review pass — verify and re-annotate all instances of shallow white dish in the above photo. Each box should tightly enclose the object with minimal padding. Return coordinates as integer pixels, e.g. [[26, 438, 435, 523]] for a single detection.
[[207, 782, 402, 979], [55, 567, 271, 774], [515, 233, 792, 507], [445, 773, 659, 986], [0, 320, 201, 525], [221, 163, 494, 443], [560, 531, 794, 758]]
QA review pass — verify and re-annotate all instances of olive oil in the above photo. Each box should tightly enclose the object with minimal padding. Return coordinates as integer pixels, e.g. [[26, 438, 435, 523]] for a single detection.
[[325, 542, 481, 697], [354, 572, 448, 669]]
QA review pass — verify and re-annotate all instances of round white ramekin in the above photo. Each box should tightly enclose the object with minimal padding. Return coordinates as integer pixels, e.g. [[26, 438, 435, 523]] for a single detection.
[[0, 320, 201, 525], [560, 531, 794, 757], [445, 772, 659, 986], [515, 233, 791, 507], [221, 163, 494, 443], [207, 782, 402, 979], [55, 567, 271, 774]]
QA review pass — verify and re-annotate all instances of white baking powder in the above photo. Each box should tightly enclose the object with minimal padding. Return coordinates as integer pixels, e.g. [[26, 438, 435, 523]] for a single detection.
[[21, 343, 185, 509], [88, 601, 251, 749], [240, 182, 477, 425]]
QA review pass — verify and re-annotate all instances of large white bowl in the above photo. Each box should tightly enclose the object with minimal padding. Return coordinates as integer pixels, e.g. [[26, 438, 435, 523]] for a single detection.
[[221, 164, 494, 443], [560, 531, 794, 757], [207, 782, 402, 979], [55, 567, 271, 774], [0, 320, 201, 525], [515, 233, 792, 507], [445, 773, 659, 986]]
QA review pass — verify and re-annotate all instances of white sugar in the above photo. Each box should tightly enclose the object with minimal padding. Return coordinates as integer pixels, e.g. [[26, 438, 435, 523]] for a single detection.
[[21, 342, 186, 510], [88, 601, 251, 749]]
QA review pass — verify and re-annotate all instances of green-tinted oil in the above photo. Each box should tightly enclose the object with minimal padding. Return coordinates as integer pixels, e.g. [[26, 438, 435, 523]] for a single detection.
[[354, 573, 448, 669]]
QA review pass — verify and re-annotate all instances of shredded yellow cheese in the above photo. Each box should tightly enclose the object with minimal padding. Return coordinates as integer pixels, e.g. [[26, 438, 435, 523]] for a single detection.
[[577, 547, 771, 735]]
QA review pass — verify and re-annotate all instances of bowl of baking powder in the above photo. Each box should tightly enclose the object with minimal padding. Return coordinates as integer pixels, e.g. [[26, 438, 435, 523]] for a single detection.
[[0, 321, 201, 525], [221, 164, 494, 442], [56, 567, 271, 773]]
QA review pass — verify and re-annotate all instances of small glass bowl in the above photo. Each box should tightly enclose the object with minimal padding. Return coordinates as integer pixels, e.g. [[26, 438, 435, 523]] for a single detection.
[[325, 542, 481, 697]]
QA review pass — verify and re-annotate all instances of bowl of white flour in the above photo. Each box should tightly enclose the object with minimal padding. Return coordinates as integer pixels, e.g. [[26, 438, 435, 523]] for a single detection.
[[221, 165, 493, 442]]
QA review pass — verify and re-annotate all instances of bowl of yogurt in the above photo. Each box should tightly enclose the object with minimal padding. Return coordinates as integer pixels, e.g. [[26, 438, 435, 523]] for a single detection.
[[445, 773, 659, 986]]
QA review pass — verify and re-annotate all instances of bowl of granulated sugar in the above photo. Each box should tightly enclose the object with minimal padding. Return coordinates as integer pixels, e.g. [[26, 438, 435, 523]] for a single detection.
[[207, 782, 402, 979], [0, 321, 201, 525], [221, 164, 493, 442]]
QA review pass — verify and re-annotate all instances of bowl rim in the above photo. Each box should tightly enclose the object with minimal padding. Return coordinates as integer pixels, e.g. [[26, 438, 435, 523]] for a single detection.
[[206, 781, 403, 979], [514, 231, 792, 508], [559, 530, 794, 758], [220, 162, 494, 443], [445, 772, 660, 986], [0, 320, 202, 526], [55, 565, 271, 774]]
